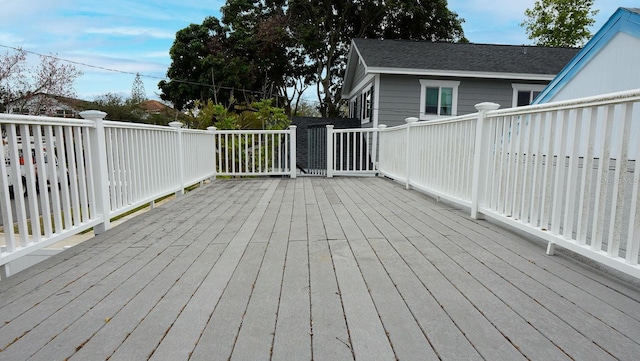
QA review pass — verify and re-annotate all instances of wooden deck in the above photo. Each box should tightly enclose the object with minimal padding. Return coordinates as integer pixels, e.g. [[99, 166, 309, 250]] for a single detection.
[[1, 177, 640, 360]]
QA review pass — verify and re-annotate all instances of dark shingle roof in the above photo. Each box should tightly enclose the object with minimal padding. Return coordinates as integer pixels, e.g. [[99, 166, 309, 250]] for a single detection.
[[353, 38, 580, 75]]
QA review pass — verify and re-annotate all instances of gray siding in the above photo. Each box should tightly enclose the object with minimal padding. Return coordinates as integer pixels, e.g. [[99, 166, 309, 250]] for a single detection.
[[457, 78, 513, 113], [343, 55, 369, 97], [377, 75, 422, 127], [352, 61, 368, 92], [376, 75, 549, 127]]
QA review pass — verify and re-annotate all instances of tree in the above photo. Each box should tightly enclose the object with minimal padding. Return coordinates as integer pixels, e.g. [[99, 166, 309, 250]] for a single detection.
[[159, 13, 303, 112], [160, 0, 465, 116], [0, 47, 82, 114], [131, 73, 147, 104], [288, 0, 466, 116], [521, 0, 598, 47]]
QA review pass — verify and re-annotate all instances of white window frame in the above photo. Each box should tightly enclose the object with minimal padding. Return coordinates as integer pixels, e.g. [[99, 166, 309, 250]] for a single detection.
[[419, 79, 460, 120], [359, 85, 373, 124], [512, 83, 546, 107]]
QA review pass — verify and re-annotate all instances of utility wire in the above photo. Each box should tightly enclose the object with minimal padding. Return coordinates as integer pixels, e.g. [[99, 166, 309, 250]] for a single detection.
[[0, 43, 323, 102], [0, 43, 258, 92]]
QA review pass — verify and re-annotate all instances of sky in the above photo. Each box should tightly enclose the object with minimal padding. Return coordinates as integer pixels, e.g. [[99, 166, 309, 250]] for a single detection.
[[0, 0, 633, 104]]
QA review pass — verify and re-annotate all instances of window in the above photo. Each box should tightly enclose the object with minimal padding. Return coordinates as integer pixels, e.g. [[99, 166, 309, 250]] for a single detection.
[[419, 80, 459, 120], [350, 96, 359, 119], [512, 83, 546, 107], [357, 86, 373, 124]]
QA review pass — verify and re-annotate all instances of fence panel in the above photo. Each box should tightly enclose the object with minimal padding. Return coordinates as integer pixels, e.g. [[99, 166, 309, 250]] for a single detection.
[[378, 124, 407, 181], [1, 114, 216, 278], [329, 127, 378, 176], [480, 90, 640, 277], [376, 89, 640, 279], [213, 127, 296, 178], [0, 116, 99, 274], [379, 115, 478, 206]]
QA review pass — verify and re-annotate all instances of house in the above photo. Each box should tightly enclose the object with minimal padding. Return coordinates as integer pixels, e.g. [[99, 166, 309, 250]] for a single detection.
[[341, 38, 580, 127], [534, 7, 640, 103], [5, 93, 92, 118], [139, 99, 173, 115]]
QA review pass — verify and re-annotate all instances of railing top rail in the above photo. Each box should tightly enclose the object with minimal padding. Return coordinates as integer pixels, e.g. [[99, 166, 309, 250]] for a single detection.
[[0, 113, 95, 127], [103, 121, 210, 135], [332, 128, 379, 134], [104, 120, 184, 132], [379, 113, 478, 132], [488, 88, 640, 118], [412, 113, 479, 127], [183, 128, 212, 135], [213, 129, 292, 135]]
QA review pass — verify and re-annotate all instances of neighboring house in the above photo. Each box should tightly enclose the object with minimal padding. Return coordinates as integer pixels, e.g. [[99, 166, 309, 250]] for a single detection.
[[341, 38, 579, 127], [139, 99, 173, 115], [535, 7, 640, 103], [5, 93, 91, 118]]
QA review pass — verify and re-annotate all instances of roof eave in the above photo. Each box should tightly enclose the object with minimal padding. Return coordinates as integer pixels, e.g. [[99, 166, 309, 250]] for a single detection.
[[366, 67, 556, 81]]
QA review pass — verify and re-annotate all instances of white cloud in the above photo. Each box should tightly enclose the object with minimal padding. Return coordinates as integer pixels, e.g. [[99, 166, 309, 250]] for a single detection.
[[0, 33, 25, 47], [85, 27, 175, 39]]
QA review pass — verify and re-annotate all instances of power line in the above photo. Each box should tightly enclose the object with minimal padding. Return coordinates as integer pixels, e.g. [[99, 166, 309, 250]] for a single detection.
[[0, 43, 314, 100], [0, 43, 237, 90]]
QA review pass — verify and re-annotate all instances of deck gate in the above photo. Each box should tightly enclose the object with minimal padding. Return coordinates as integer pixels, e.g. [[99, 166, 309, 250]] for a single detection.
[[306, 125, 327, 175]]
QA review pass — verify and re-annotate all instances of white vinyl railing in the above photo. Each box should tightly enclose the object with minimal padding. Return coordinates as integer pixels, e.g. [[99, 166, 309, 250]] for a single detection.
[[0, 111, 215, 278], [212, 127, 296, 178], [378, 114, 478, 205], [327, 126, 379, 177], [378, 89, 640, 279]]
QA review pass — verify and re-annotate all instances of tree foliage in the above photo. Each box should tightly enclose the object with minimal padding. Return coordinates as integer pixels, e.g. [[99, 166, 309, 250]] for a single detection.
[[160, 0, 465, 116], [191, 98, 290, 130], [131, 73, 147, 104], [92, 92, 185, 126], [0, 47, 82, 114], [287, 0, 466, 116], [521, 0, 598, 47], [159, 11, 303, 112]]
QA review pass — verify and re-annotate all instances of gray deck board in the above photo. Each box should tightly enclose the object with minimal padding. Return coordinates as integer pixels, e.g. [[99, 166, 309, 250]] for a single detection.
[[329, 239, 396, 361], [189, 242, 268, 360], [231, 180, 291, 360], [1, 177, 639, 361], [272, 240, 312, 360]]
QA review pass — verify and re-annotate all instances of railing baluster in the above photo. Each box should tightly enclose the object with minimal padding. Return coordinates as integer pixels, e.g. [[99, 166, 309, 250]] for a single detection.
[[607, 103, 633, 257], [592, 105, 614, 251], [627, 131, 640, 265], [563, 109, 583, 240], [66, 127, 81, 225], [529, 113, 545, 228]]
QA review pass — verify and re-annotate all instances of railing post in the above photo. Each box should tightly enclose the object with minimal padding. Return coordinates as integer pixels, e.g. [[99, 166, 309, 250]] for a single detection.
[[169, 121, 185, 196], [289, 125, 297, 179], [326, 125, 334, 178], [207, 126, 217, 181], [405, 117, 418, 190], [377, 125, 387, 174], [471, 102, 500, 219], [80, 110, 110, 235]]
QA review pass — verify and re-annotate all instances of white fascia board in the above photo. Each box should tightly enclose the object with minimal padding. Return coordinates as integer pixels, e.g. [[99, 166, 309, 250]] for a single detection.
[[366, 67, 556, 81]]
